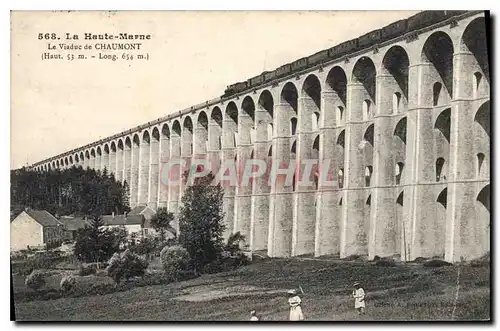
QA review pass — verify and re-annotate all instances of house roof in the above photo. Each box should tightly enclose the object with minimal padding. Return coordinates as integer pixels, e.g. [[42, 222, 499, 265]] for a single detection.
[[24, 210, 63, 227], [128, 206, 147, 215], [101, 214, 144, 226], [59, 216, 90, 231]]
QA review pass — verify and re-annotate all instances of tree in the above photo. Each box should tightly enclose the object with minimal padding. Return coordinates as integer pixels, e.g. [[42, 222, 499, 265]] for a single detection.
[[178, 172, 225, 275], [150, 207, 176, 239], [73, 216, 126, 264]]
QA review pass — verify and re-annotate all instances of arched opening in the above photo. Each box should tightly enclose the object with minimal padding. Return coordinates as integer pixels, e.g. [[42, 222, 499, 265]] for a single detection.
[[363, 123, 374, 147], [461, 17, 489, 85], [312, 112, 320, 131], [133, 134, 140, 148], [422, 31, 454, 101], [365, 166, 373, 187], [142, 131, 150, 144], [433, 82, 442, 106], [74, 154, 79, 163], [182, 116, 194, 155], [258, 90, 274, 142], [437, 187, 447, 209], [291, 140, 297, 192], [473, 72, 483, 99], [339, 197, 343, 205], [393, 92, 402, 114], [477, 184, 490, 213], [435, 107, 451, 143], [436, 158, 446, 182], [395, 162, 404, 185], [281, 82, 298, 114], [326, 66, 347, 106], [312, 135, 320, 190], [352, 56, 377, 107], [241, 96, 256, 145], [396, 190, 404, 259], [197, 111, 209, 152], [475, 184, 490, 257], [210, 107, 222, 151], [225, 102, 239, 149], [111, 141, 117, 153], [363, 100, 372, 120], [474, 100, 490, 139], [394, 117, 407, 145], [337, 130, 345, 148], [303, 74, 322, 109], [338, 168, 344, 189], [382, 45, 410, 102], [337, 106, 345, 125], [477, 153, 485, 177], [290, 117, 298, 136]]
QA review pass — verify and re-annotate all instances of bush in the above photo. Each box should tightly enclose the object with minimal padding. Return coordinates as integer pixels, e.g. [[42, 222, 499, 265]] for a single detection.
[[106, 250, 149, 284], [25, 270, 46, 290], [60, 274, 76, 292], [79, 264, 97, 276], [375, 258, 396, 267], [160, 245, 190, 280], [423, 259, 453, 268]]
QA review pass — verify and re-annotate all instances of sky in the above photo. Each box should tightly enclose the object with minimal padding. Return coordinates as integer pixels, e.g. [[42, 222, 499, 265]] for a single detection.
[[11, 10, 420, 169]]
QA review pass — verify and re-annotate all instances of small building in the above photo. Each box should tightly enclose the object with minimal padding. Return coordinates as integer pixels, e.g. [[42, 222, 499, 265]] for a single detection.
[[10, 209, 65, 251], [58, 216, 90, 240], [101, 213, 145, 237], [128, 205, 156, 221]]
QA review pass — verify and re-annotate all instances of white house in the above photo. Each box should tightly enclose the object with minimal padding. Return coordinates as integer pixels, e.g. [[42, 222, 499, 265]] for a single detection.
[[10, 209, 65, 251]]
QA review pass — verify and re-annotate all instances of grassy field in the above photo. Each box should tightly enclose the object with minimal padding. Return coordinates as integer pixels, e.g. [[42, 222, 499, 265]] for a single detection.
[[13, 258, 490, 321]]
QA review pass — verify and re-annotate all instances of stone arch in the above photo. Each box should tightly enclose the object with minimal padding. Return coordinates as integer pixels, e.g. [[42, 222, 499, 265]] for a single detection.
[[85, 150, 90, 159], [436, 157, 446, 182], [183, 116, 193, 134], [461, 17, 489, 83], [172, 120, 181, 137], [91, 148, 96, 157], [352, 56, 377, 102], [225, 102, 238, 149], [211, 107, 223, 127], [182, 116, 194, 155], [477, 153, 485, 177], [162, 123, 171, 139], [119, 138, 126, 150], [337, 129, 345, 148], [142, 130, 150, 144], [421, 31, 454, 100], [258, 90, 274, 118], [79, 152, 84, 162], [394, 117, 407, 145], [69, 155, 73, 164], [152, 127, 160, 142], [64, 157, 69, 166], [52, 161, 56, 168], [363, 124, 374, 147], [111, 141, 117, 152], [268, 145, 273, 157], [437, 187, 447, 208], [104, 143, 110, 154], [396, 191, 404, 206], [210, 107, 223, 151], [312, 134, 320, 190], [325, 66, 347, 106], [281, 82, 298, 114], [382, 45, 410, 100], [477, 184, 490, 213], [133, 134, 140, 147], [435, 107, 451, 143], [74, 154, 79, 163], [290, 117, 298, 136], [97, 146, 102, 156], [241, 96, 256, 145], [474, 100, 490, 138], [198, 111, 209, 130], [302, 74, 322, 109], [56, 160, 60, 168]]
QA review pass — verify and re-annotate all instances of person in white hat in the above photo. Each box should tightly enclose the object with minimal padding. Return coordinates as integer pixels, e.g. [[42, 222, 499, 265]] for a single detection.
[[250, 310, 259, 321], [287, 289, 304, 321], [352, 282, 366, 314]]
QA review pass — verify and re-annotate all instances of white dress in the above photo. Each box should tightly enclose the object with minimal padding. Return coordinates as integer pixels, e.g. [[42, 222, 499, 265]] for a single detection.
[[353, 288, 366, 309], [288, 295, 304, 321]]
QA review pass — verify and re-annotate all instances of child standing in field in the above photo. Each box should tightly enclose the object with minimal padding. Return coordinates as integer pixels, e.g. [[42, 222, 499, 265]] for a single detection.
[[287, 289, 304, 321], [352, 282, 366, 315]]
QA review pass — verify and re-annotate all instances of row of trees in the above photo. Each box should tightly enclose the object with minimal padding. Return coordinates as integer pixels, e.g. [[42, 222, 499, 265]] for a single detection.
[[11, 166, 130, 219]]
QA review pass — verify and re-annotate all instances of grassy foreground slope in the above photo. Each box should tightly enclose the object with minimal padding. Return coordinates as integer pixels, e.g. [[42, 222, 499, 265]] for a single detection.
[[14, 259, 490, 321]]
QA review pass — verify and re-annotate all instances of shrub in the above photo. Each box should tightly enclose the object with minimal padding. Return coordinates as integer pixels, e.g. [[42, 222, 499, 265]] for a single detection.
[[423, 259, 453, 268], [79, 264, 97, 276], [25, 270, 46, 291], [106, 250, 149, 284], [375, 258, 396, 267], [160, 245, 190, 280], [60, 274, 76, 292]]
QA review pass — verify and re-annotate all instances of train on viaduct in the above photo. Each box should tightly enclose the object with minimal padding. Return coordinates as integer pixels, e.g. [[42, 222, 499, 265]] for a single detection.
[[29, 11, 490, 263]]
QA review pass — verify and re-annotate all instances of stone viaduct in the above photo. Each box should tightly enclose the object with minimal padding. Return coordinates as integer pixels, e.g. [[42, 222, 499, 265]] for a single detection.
[[30, 11, 490, 262]]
